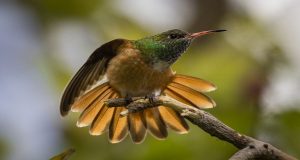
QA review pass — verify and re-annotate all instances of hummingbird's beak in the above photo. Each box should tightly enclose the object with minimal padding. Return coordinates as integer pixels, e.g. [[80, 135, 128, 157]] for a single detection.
[[189, 29, 226, 39]]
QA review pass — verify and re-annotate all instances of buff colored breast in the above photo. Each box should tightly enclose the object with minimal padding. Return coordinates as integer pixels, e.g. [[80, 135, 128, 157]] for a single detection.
[[106, 47, 174, 97]]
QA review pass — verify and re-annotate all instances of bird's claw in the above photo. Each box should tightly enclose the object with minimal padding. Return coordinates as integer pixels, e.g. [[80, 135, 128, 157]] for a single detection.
[[145, 95, 155, 104]]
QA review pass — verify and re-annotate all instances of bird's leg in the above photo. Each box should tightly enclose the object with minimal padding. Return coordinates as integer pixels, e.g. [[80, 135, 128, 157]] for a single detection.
[[145, 94, 155, 104]]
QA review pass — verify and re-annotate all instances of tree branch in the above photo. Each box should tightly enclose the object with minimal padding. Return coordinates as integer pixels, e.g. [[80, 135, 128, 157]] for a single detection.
[[106, 95, 297, 160]]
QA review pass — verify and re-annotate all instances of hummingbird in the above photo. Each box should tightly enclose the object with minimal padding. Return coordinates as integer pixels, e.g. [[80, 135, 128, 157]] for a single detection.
[[60, 29, 225, 144]]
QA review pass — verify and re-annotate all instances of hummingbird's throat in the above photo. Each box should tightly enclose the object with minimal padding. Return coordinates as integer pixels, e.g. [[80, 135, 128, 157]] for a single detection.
[[152, 60, 170, 71]]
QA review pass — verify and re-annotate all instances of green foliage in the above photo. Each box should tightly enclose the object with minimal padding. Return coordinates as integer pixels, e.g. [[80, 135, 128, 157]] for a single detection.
[[22, 0, 103, 20], [0, 138, 8, 160]]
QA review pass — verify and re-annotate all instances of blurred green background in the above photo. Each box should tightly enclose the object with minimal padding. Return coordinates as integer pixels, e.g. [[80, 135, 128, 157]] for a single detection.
[[0, 0, 299, 160]]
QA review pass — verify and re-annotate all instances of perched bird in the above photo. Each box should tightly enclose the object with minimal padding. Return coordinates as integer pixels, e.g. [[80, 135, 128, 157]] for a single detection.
[[60, 29, 225, 143]]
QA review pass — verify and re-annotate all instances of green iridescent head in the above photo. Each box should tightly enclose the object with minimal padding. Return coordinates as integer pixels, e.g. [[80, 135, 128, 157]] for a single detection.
[[134, 29, 225, 70], [134, 29, 191, 65]]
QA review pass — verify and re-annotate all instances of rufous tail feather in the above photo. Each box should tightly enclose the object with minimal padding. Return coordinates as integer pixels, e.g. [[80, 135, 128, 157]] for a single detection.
[[109, 107, 128, 143], [90, 92, 117, 135], [144, 108, 168, 139], [165, 74, 216, 109], [128, 112, 147, 143], [158, 106, 189, 134], [76, 87, 113, 127], [172, 74, 217, 92]]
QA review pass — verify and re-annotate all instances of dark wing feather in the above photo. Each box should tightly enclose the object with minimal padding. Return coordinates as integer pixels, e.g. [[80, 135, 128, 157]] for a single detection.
[[60, 39, 126, 116]]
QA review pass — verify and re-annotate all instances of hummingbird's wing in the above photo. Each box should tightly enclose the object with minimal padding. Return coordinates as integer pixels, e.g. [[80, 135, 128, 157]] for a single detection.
[[60, 39, 126, 116]]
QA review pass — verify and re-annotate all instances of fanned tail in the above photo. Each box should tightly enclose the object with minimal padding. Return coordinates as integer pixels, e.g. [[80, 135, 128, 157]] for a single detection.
[[69, 74, 216, 143]]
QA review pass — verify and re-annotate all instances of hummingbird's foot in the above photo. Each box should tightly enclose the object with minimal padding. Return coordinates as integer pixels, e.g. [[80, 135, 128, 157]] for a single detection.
[[145, 95, 155, 104], [149, 97, 155, 104]]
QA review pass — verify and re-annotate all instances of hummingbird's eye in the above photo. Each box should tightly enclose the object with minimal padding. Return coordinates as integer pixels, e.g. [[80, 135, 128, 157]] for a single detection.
[[168, 34, 180, 39]]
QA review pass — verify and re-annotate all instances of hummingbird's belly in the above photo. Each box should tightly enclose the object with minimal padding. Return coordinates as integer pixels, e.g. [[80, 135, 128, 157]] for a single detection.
[[106, 49, 174, 97]]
